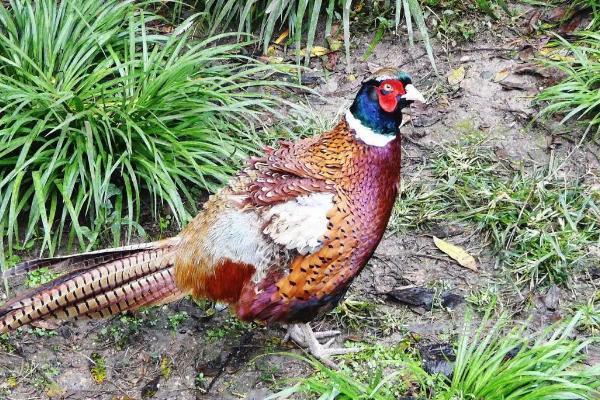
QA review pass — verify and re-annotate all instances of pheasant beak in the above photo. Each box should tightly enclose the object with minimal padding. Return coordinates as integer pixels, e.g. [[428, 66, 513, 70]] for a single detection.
[[402, 84, 425, 103]]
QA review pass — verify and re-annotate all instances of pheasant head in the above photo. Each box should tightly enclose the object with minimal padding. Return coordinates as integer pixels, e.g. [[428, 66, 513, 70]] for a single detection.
[[347, 70, 424, 146]]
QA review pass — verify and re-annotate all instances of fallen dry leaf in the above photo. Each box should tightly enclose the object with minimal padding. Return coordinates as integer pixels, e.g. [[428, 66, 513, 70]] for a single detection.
[[494, 68, 510, 82], [274, 30, 289, 45], [327, 36, 343, 52], [499, 81, 528, 91], [538, 47, 576, 62], [447, 66, 465, 86], [433, 236, 478, 271], [310, 46, 330, 57], [297, 46, 330, 58]]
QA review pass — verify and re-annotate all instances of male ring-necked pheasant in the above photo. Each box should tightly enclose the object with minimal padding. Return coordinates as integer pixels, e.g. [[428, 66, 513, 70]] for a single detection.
[[0, 69, 424, 363]]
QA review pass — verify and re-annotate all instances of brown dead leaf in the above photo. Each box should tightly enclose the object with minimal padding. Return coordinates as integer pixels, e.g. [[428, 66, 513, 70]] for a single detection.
[[326, 36, 343, 52], [499, 81, 529, 91], [514, 63, 551, 78], [559, 12, 584, 34], [324, 52, 339, 71], [310, 46, 330, 57], [266, 45, 277, 56], [447, 66, 465, 86], [544, 6, 568, 23], [525, 9, 542, 33], [433, 236, 478, 271], [539, 47, 576, 62], [494, 68, 510, 82]]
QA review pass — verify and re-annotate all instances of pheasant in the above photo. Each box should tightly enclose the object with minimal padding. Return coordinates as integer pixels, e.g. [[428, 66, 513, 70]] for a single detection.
[[0, 69, 424, 363]]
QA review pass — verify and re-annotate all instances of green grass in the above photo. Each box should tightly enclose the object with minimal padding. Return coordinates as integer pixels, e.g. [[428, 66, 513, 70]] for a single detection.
[[423, 0, 510, 44], [536, 31, 600, 137], [391, 128, 600, 287], [200, 0, 436, 70], [268, 312, 600, 399], [0, 0, 292, 260]]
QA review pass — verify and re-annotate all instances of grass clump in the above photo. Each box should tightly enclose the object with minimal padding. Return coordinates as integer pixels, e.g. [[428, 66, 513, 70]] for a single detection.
[[0, 0, 290, 259], [269, 312, 600, 399], [201, 0, 436, 70], [266, 342, 434, 399], [537, 31, 600, 137], [392, 131, 600, 287], [444, 312, 599, 400]]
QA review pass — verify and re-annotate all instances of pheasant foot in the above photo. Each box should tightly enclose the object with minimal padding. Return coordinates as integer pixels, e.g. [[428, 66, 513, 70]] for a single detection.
[[286, 323, 360, 368]]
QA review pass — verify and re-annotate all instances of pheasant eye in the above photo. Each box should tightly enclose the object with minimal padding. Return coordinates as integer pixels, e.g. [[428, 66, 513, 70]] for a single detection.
[[382, 83, 393, 92]]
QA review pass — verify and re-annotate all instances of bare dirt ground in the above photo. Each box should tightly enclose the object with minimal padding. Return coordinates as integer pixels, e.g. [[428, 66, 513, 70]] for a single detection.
[[1, 4, 599, 400]]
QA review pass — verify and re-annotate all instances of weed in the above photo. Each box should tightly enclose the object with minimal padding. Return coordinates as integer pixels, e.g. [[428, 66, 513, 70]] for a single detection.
[[99, 314, 147, 349], [267, 343, 437, 399], [330, 297, 405, 336], [575, 295, 600, 335], [205, 317, 249, 342], [466, 286, 501, 312], [424, 0, 509, 46], [89, 352, 107, 384], [31, 328, 58, 338], [158, 215, 173, 238], [256, 361, 282, 386], [0, 332, 15, 352], [167, 311, 188, 332], [194, 372, 206, 389], [160, 356, 173, 380], [25, 268, 60, 288], [31, 363, 61, 392]]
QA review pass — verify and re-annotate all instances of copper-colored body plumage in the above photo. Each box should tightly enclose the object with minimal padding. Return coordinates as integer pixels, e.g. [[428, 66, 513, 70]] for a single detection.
[[0, 106, 403, 333]]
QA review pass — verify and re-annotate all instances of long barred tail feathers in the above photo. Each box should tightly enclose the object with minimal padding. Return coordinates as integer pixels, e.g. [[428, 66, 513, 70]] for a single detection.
[[0, 238, 187, 333]]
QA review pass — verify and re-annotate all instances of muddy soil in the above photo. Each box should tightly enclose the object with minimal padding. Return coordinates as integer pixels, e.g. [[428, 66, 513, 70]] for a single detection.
[[1, 4, 599, 400]]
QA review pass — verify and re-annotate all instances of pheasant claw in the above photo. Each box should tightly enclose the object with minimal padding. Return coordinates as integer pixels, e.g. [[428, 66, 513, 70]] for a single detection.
[[286, 323, 360, 368]]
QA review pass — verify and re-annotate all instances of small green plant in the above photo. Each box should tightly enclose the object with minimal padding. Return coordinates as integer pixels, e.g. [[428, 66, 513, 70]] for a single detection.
[[158, 215, 173, 237], [167, 311, 188, 331], [194, 372, 206, 389], [266, 343, 440, 399], [205, 317, 249, 342], [25, 268, 60, 288], [99, 314, 146, 349], [89, 352, 107, 384], [0, 332, 15, 352], [575, 296, 600, 334], [32, 363, 61, 391], [160, 355, 173, 380], [466, 286, 501, 312], [31, 327, 58, 338]]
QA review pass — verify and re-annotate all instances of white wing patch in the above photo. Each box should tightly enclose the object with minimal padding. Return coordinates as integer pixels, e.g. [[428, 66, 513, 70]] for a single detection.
[[263, 193, 334, 255], [203, 209, 274, 270]]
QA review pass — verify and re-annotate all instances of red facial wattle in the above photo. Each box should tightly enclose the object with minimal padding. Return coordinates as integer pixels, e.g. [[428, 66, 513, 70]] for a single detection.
[[377, 80, 406, 113]]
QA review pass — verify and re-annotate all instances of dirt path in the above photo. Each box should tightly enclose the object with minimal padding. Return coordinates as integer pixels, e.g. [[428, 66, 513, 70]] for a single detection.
[[1, 5, 599, 400]]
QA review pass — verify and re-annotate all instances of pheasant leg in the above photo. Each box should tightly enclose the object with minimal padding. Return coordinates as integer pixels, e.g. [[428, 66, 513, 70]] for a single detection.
[[286, 323, 360, 367]]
